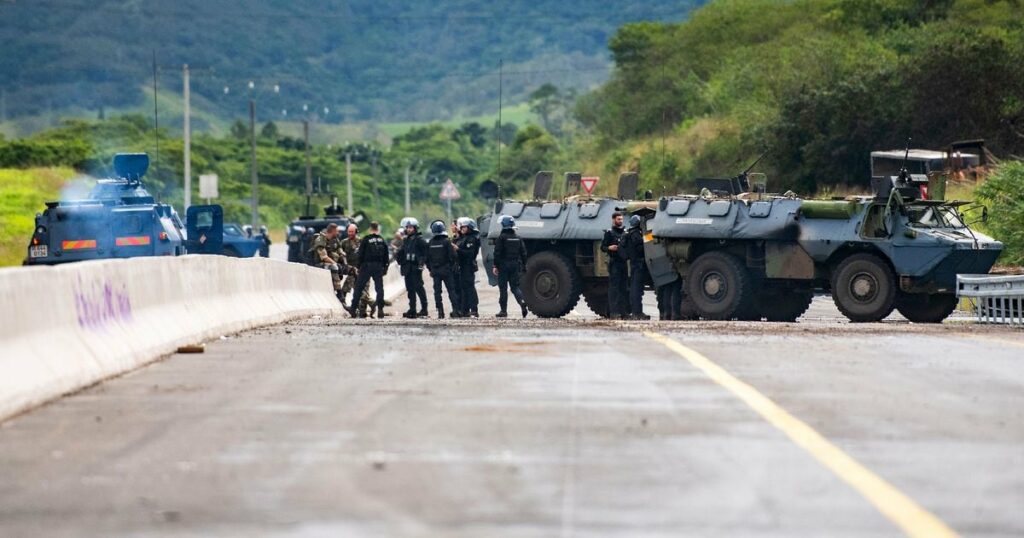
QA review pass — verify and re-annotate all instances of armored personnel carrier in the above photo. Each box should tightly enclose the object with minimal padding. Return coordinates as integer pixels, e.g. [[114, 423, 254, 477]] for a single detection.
[[26, 153, 223, 265], [285, 197, 364, 263], [647, 157, 1003, 323], [480, 172, 656, 317]]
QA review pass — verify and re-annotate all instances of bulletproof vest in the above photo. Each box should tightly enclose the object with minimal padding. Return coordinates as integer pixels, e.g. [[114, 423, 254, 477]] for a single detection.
[[403, 235, 423, 265], [427, 239, 450, 267], [500, 236, 523, 263], [363, 235, 389, 263]]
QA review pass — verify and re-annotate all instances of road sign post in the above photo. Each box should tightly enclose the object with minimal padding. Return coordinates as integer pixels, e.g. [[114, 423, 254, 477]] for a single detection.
[[199, 173, 219, 205], [440, 179, 461, 224]]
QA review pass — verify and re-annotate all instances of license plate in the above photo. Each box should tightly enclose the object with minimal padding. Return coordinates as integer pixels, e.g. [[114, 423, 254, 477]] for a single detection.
[[30, 245, 48, 258]]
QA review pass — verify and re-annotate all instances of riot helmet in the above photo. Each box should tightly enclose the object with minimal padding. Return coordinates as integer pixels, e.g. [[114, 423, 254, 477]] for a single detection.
[[500, 215, 516, 229]]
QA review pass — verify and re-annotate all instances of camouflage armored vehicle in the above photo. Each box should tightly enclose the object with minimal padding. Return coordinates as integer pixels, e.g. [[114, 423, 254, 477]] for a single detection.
[[647, 157, 1003, 323], [480, 172, 656, 317], [26, 153, 224, 265]]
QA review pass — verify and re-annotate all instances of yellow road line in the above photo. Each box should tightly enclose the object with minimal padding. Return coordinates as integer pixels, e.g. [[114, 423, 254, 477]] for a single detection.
[[644, 331, 958, 538]]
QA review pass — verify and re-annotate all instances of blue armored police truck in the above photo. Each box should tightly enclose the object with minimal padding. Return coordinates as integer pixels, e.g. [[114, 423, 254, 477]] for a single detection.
[[25, 153, 223, 265]]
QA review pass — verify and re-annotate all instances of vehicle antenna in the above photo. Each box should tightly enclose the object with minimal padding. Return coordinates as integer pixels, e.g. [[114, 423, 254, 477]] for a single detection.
[[151, 50, 160, 184]]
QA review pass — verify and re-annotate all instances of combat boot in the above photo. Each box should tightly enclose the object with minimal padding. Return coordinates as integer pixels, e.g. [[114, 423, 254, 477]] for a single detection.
[[375, 304, 386, 319], [438, 306, 445, 319], [403, 310, 417, 319], [418, 307, 428, 318], [495, 311, 508, 318], [520, 302, 529, 319]]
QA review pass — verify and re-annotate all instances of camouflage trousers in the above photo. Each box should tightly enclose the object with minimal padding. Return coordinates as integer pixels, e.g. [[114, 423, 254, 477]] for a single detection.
[[321, 262, 343, 291], [341, 267, 371, 312]]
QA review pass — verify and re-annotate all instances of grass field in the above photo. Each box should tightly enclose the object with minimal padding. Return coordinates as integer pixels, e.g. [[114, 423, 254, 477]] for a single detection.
[[0, 167, 75, 266]]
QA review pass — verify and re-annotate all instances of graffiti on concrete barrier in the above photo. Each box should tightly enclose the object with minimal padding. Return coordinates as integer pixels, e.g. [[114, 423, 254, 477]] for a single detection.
[[73, 276, 133, 330]]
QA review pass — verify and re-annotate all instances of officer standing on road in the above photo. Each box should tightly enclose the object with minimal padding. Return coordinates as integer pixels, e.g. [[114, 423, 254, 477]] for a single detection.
[[454, 217, 481, 318], [340, 223, 371, 317], [601, 211, 629, 319], [346, 221, 390, 319], [258, 225, 271, 258], [426, 220, 460, 319], [397, 217, 429, 318], [621, 214, 650, 320], [492, 215, 529, 318], [310, 223, 346, 304]]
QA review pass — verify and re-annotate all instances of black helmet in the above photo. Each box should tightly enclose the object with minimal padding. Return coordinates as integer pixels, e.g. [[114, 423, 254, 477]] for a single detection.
[[629, 214, 642, 229], [430, 220, 446, 235]]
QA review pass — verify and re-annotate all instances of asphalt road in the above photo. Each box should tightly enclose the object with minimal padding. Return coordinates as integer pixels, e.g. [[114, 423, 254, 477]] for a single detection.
[[1, 282, 1022, 537]]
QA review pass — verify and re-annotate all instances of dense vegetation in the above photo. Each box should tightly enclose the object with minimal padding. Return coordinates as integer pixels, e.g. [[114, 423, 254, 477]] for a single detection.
[[977, 162, 1024, 265], [0, 114, 548, 247], [0, 0, 699, 130], [0, 167, 74, 266], [573, 0, 1024, 196]]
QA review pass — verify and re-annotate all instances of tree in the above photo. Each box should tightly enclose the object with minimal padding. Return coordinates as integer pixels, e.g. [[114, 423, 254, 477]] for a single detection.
[[259, 121, 279, 140], [529, 84, 561, 133], [230, 120, 248, 140]]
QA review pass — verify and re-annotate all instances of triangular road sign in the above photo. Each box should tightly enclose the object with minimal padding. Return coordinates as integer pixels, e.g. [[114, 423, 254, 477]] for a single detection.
[[439, 179, 461, 200], [581, 176, 599, 195]]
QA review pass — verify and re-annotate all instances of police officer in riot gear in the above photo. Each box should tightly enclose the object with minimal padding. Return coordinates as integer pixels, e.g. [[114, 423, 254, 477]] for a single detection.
[[310, 223, 347, 304], [454, 217, 481, 317], [346, 221, 390, 319], [397, 217, 429, 318], [492, 215, 529, 318], [601, 211, 629, 319], [258, 225, 271, 257], [621, 214, 650, 320], [426, 220, 459, 319]]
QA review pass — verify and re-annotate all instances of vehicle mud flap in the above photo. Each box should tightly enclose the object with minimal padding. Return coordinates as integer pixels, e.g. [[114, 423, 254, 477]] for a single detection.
[[644, 237, 678, 288]]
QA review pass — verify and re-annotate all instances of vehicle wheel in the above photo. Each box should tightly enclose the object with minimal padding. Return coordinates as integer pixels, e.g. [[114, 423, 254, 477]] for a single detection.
[[582, 281, 610, 318], [760, 290, 814, 322], [222, 246, 240, 257], [678, 295, 699, 320], [831, 253, 896, 322], [522, 251, 583, 318], [895, 293, 958, 323], [685, 251, 755, 320]]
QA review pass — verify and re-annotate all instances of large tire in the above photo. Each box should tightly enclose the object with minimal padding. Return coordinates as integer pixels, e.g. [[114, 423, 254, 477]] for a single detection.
[[896, 293, 958, 323], [685, 251, 755, 320], [760, 290, 813, 322], [582, 281, 610, 318], [831, 253, 896, 322], [522, 251, 583, 318]]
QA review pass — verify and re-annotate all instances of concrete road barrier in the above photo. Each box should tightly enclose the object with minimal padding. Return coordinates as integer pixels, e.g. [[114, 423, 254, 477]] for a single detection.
[[0, 255, 343, 421]]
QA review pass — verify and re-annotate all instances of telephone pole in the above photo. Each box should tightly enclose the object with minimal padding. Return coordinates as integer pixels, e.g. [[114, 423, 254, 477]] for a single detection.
[[303, 119, 312, 216], [183, 64, 191, 210], [0, 87, 7, 124], [371, 149, 380, 213], [249, 99, 259, 228], [497, 59, 503, 183], [404, 164, 412, 214], [345, 151, 353, 214]]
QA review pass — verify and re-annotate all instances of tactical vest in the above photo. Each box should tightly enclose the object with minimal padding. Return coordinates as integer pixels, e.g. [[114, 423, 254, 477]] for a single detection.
[[362, 235, 389, 264]]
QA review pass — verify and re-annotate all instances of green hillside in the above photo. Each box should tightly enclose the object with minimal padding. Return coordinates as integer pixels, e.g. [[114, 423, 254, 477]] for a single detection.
[[0, 0, 701, 135], [0, 167, 75, 266], [573, 0, 1024, 196]]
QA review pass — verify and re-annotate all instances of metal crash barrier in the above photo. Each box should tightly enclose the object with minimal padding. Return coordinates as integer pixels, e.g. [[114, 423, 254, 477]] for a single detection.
[[957, 274, 1024, 325]]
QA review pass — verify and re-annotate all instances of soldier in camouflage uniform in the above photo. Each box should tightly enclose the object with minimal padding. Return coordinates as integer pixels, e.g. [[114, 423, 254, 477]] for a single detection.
[[339, 224, 372, 317], [309, 223, 347, 303]]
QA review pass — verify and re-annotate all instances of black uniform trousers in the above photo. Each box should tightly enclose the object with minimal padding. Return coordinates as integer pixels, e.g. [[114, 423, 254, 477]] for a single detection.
[[629, 258, 648, 316], [351, 262, 385, 308], [608, 261, 629, 317], [430, 269, 459, 313], [657, 278, 682, 320], [497, 262, 526, 312], [404, 267, 428, 312], [458, 266, 479, 314]]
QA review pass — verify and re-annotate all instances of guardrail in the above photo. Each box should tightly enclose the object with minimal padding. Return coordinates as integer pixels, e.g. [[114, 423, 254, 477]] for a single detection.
[[0, 256, 343, 421], [956, 274, 1024, 325]]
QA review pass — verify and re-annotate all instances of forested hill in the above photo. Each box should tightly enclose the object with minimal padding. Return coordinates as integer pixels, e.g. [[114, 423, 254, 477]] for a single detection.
[[575, 0, 1024, 194], [0, 0, 701, 129]]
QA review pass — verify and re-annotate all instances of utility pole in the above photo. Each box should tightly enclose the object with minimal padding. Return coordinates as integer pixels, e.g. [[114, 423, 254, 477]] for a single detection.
[[183, 64, 191, 210], [0, 87, 7, 124], [497, 59, 503, 183], [249, 99, 259, 228], [404, 163, 412, 214], [371, 149, 380, 213], [152, 51, 160, 180], [345, 151, 353, 214], [303, 119, 312, 216]]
